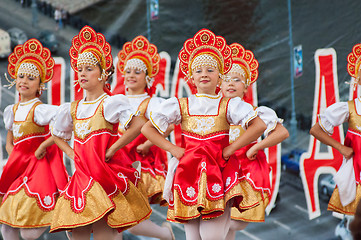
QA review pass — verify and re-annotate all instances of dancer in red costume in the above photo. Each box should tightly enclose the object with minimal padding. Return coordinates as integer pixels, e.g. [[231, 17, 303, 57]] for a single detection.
[[221, 43, 289, 240], [0, 39, 69, 240], [49, 26, 151, 240], [115, 36, 174, 240], [142, 29, 267, 240], [310, 43, 361, 216]]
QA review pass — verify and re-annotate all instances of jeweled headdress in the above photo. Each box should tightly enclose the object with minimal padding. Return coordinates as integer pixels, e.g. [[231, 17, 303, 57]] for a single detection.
[[228, 43, 259, 87], [347, 43, 361, 78], [178, 29, 232, 79], [69, 26, 112, 78], [7, 38, 54, 88], [117, 36, 160, 88]]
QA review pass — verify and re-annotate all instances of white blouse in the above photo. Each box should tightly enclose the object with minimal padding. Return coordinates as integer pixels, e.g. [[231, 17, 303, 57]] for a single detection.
[[150, 93, 257, 134], [256, 106, 284, 137], [4, 98, 58, 131], [126, 93, 165, 120], [52, 93, 135, 140], [317, 99, 361, 135]]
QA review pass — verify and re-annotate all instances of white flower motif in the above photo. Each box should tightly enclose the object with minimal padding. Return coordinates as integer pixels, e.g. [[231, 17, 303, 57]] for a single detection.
[[186, 186, 196, 198], [43, 195, 52, 206], [192, 117, 215, 134], [12, 123, 23, 138], [212, 183, 222, 193], [357, 125, 361, 131], [226, 177, 231, 187], [229, 128, 240, 142], [78, 197, 82, 208], [75, 120, 92, 138]]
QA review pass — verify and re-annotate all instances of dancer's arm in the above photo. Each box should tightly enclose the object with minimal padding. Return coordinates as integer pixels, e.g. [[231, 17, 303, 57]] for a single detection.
[[137, 124, 174, 156], [247, 123, 289, 160], [5, 131, 13, 156], [105, 116, 146, 161], [54, 136, 74, 160], [310, 122, 353, 159], [223, 117, 266, 160], [142, 121, 184, 159], [35, 136, 55, 159]]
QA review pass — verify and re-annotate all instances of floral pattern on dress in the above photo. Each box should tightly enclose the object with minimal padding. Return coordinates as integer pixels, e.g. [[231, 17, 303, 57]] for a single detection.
[[192, 117, 215, 134], [229, 128, 240, 142], [186, 186, 196, 198], [75, 120, 92, 138], [12, 123, 23, 138], [43, 195, 52, 206], [212, 183, 222, 193], [226, 177, 231, 187]]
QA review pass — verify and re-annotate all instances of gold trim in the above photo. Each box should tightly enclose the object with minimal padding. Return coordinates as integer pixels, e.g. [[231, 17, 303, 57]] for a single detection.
[[0, 188, 53, 228], [327, 185, 361, 215]]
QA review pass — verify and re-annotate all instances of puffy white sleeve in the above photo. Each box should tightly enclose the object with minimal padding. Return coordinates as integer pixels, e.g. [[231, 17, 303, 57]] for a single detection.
[[256, 106, 284, 137], [145, 97, 165, 120], [52, 103, 73, 140], [227, 97, 257, 129], [149, 97, 181, 134], [34, 104, 59, 126], [103, 94, 135, 129], [318, 102, 349, 135], [4, 104, 14, 131]]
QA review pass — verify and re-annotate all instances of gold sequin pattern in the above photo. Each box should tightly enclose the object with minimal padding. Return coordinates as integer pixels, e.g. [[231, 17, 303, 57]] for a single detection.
[[327, 185, 361, 215], [347, 100, 361, 133], [0, 188, 53, 228], [179, 97, 230, 137]]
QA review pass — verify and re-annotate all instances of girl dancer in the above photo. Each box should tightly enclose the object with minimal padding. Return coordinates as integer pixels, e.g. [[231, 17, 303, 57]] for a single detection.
[[221, 43, 289, 240], [310, 43, 361, 215], [116, 36, 174, 240], [142, 29, 267, 240], [0, 39, 69, 240], [49, 26, 151, 239]]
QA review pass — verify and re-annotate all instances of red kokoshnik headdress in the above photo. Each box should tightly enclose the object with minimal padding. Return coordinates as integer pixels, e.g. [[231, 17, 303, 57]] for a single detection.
[[178, 29, 232, 80], [347, 43, 361, 79], [6, 38, 54, 89], [228, 43, 259, 87], [117, 35, 160, 91], [69, 26, 113, 77]]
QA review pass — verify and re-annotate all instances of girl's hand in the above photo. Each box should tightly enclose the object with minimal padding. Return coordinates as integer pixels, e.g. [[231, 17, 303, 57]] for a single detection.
[[105, 147, 116, 162], [169, 145, 185, 160], [35, 145, 47, 159], [136, 143, 150, 156], [223, 145, 235, 160], [246, 145, 258, 160], [339, 145, 354, 160]]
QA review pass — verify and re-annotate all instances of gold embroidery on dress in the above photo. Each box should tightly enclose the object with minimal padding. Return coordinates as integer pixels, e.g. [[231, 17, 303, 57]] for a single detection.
[[178, 97, 230, 137], [71, 99, 117, 141], [348, 100, 361, 133], [12, 102, 48, 143]]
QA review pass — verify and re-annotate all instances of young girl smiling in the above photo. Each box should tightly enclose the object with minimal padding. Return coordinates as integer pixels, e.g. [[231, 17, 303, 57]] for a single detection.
[[49, 26, 151, 240], [221, 43, 289, 240], [0, 39, 69, 240], [142, 29, 267, 240], [115, 36, 174, 240]]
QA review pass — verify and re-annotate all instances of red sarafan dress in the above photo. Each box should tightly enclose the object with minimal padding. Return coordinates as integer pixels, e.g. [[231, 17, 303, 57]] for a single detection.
[[50, 93, 151, 232], [319, 98, 361, 215], [150, 94, 257, 223], [120, 93, 168, 206], [230, 106, 281, 222], [0, 98, 69, 228]]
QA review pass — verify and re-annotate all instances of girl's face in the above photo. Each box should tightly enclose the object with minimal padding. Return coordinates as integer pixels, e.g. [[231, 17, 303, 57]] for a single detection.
[[77, 64, 103, 91], [192, 66, 220, 95], [124, 68, 147, 94], [221, 72, 247, 99], [15, 73, 41, 101]]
